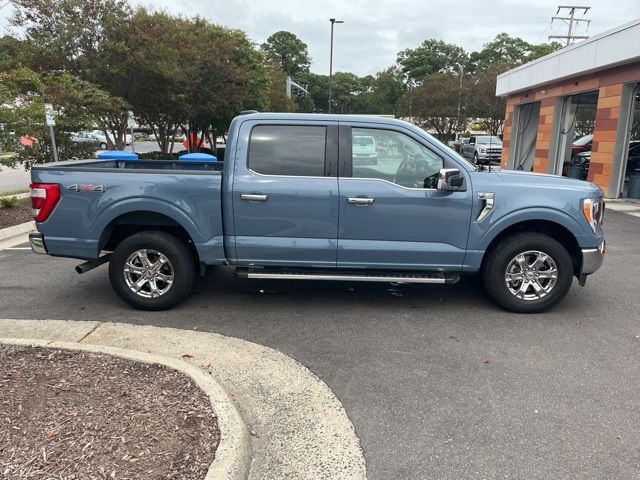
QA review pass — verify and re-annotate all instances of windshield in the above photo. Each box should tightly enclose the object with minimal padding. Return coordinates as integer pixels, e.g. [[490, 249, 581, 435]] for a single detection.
[[476, 136, 502, 145]]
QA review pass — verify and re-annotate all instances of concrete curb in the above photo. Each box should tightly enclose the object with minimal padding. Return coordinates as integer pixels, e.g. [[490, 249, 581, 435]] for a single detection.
[[0, 337, 250, 480], [0, 221, 33, 250], [0, 192, 29, 200], [0, 319, 367, 480]]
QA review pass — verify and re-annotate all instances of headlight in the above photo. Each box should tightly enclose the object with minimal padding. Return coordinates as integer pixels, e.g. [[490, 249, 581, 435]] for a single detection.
[[582, 198, 604, 233]]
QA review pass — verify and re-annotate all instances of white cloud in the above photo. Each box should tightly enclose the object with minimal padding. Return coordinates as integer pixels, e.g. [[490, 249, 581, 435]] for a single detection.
[[2, 0, 638, 76]]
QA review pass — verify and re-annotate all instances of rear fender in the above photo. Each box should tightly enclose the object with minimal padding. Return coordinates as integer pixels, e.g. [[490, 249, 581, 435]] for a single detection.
[[90, 198, 205, 247]]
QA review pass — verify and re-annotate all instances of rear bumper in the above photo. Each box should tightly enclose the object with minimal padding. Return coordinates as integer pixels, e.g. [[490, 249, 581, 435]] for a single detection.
[[581, 239, 605, 275], [29, 231, 47, 254]]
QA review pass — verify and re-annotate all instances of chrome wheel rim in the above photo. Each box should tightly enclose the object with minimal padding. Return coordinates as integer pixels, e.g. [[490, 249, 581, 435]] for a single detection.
[[504, 250, 558, 301], [124, 249, 174, 299]]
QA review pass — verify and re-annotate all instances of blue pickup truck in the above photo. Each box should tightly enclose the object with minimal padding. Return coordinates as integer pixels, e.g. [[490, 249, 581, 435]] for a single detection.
[[28, 113, 605, 313]]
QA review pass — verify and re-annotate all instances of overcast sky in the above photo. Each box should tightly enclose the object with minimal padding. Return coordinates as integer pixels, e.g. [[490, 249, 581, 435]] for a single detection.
[[2, 1, 639, 76]]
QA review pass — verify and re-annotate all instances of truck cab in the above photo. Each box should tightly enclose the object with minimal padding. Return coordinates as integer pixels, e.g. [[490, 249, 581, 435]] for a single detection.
[[29, 113, 605, 313]]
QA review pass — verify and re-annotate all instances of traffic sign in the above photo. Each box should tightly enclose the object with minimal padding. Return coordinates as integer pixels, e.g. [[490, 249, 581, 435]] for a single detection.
[[44, 103, 55, 126]]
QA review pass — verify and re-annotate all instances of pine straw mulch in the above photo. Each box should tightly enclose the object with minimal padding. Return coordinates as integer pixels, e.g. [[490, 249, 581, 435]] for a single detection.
[[0, 199, 32, 229], [0, 345, 220, 479]]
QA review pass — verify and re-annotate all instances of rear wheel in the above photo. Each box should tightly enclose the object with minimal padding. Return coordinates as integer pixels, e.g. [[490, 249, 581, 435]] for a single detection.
[[482, 232, 574, 313], [99, 142, 108, 150], [109, 231, 195, 310]]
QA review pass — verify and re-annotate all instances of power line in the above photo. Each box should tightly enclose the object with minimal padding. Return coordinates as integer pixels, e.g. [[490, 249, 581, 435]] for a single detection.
[[549, 5, 591, 46]]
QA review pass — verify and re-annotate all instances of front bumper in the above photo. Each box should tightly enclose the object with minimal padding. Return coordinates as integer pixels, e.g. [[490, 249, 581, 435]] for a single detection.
[[581, 239, 605, 275], [29, 231, 47, 254]]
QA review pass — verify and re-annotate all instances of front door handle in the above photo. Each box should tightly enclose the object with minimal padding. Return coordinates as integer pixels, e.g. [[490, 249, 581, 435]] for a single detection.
[[241, 193, 269, 202], [347, 197, 375, 205]]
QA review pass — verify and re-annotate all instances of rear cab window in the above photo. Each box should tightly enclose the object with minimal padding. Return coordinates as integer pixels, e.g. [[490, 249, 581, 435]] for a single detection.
[[248, 125, 326, 176]]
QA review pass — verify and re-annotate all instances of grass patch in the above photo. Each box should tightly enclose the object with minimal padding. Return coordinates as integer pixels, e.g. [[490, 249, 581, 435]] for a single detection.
[[0, 196, 19, 208]]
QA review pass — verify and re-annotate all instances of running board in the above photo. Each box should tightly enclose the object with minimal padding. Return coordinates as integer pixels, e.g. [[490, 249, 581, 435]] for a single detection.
[[235, 268, 459, 284]]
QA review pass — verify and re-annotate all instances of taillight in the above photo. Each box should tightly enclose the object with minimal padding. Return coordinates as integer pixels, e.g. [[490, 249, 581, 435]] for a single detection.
[[30, 183, 60, 222]]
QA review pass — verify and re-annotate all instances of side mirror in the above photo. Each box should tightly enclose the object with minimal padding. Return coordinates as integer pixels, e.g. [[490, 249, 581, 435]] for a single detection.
[[437, 168, 465, 191]]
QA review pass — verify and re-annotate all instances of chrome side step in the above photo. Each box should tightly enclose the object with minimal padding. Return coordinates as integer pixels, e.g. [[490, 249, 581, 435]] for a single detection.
[[236, 268, 459, 284]]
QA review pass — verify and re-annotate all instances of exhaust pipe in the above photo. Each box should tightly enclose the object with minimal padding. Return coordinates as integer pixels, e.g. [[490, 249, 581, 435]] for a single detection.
[[75, 253, 112, 274]]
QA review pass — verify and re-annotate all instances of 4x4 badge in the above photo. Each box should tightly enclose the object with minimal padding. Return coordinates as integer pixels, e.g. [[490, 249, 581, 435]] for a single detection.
[[67, 184, 107, 193]]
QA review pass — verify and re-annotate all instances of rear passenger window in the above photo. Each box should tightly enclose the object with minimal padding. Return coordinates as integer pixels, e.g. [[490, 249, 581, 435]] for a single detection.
[[248, 125, 326, 176]]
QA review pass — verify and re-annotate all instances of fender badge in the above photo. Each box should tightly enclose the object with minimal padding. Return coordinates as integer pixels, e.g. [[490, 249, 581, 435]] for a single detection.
[[67, 184, 107, 193]]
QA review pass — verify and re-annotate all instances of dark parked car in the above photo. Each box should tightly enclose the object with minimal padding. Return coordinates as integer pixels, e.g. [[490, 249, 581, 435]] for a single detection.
[[569, 140, 640, 180]]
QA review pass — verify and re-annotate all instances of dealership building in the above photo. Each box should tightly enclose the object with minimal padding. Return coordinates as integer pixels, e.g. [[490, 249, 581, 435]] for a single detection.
[[497, 19, 640, 198]]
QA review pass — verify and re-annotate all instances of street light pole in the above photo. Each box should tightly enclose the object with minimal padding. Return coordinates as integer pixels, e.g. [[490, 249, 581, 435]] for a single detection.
[[455, 62, 464, 141], [328, 18, 343, 114]]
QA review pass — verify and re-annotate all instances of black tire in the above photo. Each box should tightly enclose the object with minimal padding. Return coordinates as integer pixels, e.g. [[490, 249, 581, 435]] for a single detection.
[[108, 231, 195, 311], [482, 232, 574, 313], [99, 142, 108, 150], [473, 152, 479, 164]]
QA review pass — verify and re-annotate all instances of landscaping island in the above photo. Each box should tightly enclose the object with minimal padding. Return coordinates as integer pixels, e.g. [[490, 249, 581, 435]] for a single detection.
[[0, 345, 219, 478]]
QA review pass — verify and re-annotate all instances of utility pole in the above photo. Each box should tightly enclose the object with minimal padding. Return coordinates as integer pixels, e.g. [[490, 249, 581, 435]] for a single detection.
[[44, 103, 58, 163], [549, 5, 591, 46], [328, 18, 343, 114], [455, 62, 464, 141]]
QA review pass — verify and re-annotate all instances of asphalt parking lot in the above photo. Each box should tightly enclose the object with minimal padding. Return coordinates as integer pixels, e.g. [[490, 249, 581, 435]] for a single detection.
[[1, 210, 639, 479]]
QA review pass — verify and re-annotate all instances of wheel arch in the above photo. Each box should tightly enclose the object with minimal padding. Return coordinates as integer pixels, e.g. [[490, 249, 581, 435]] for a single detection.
[[97, 208, 201, 264], [481, 218, 582, 276]]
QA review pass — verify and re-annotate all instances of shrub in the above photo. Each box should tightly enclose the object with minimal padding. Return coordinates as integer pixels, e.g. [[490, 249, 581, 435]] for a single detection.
[[0, 196, 19, 208]]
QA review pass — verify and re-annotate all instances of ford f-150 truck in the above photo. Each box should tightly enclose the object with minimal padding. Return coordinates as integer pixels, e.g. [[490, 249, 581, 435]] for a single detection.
[[28, 113, 605, 313]]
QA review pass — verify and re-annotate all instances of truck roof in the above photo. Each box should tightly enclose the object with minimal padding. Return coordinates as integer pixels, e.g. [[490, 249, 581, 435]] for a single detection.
[[235, 112, 412, 128]]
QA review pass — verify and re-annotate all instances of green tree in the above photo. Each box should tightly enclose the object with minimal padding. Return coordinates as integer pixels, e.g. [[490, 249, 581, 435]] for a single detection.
[[123, 10, 188, 153], [0, 67, 108, 166], [264, 60, 296, 113], [294, 71, 328, 112], [0, 36, 36, 72], [465, 63, 508, 135], [329, 72, 365, 114], [359, 67, 405, 114], [469, 33, 562, 72], [261, 31, 311, 76], [397, 39, 467, 81], [397, 73, 465, 140], [11, 0, 132, 74], [11, 0, 134, 148], [175, 20, 270, 152]]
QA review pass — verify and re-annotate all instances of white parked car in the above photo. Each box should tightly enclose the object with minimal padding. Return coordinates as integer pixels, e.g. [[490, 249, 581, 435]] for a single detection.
[[83, 130, 132, 150], [352, 135, 378, 164], [69, 132, 99, 146]]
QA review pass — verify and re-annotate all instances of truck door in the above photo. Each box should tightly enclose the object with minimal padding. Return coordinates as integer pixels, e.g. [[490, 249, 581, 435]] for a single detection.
[[337, 123, 473, 270], [231, 120, 339, 267]]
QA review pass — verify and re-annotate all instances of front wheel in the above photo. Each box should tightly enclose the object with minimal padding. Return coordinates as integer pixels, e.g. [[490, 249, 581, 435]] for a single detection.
[[99, 142, 108, 150], [108, 231, 195, 310], [482, 232, 574, 313]]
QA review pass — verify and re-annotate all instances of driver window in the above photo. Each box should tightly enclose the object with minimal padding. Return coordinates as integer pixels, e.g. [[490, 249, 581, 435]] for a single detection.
[[351, 127, 444, 189]]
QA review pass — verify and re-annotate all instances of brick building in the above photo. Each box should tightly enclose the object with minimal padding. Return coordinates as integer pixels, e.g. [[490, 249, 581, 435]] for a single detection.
[[497, 19, 640, 198]]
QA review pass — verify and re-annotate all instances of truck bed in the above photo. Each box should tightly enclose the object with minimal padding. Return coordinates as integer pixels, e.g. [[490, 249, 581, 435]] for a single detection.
[[31, 159, 225, 263], [32, 158, 224, 173]]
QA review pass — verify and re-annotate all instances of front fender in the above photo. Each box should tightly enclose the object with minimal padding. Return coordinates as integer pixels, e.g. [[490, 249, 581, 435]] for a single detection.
[[472, 207, 591, 251]]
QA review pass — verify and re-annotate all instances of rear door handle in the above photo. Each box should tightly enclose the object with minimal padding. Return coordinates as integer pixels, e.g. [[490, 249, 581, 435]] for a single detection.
[[241, 194, 269, 202], [347, 197, 375, 205]]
